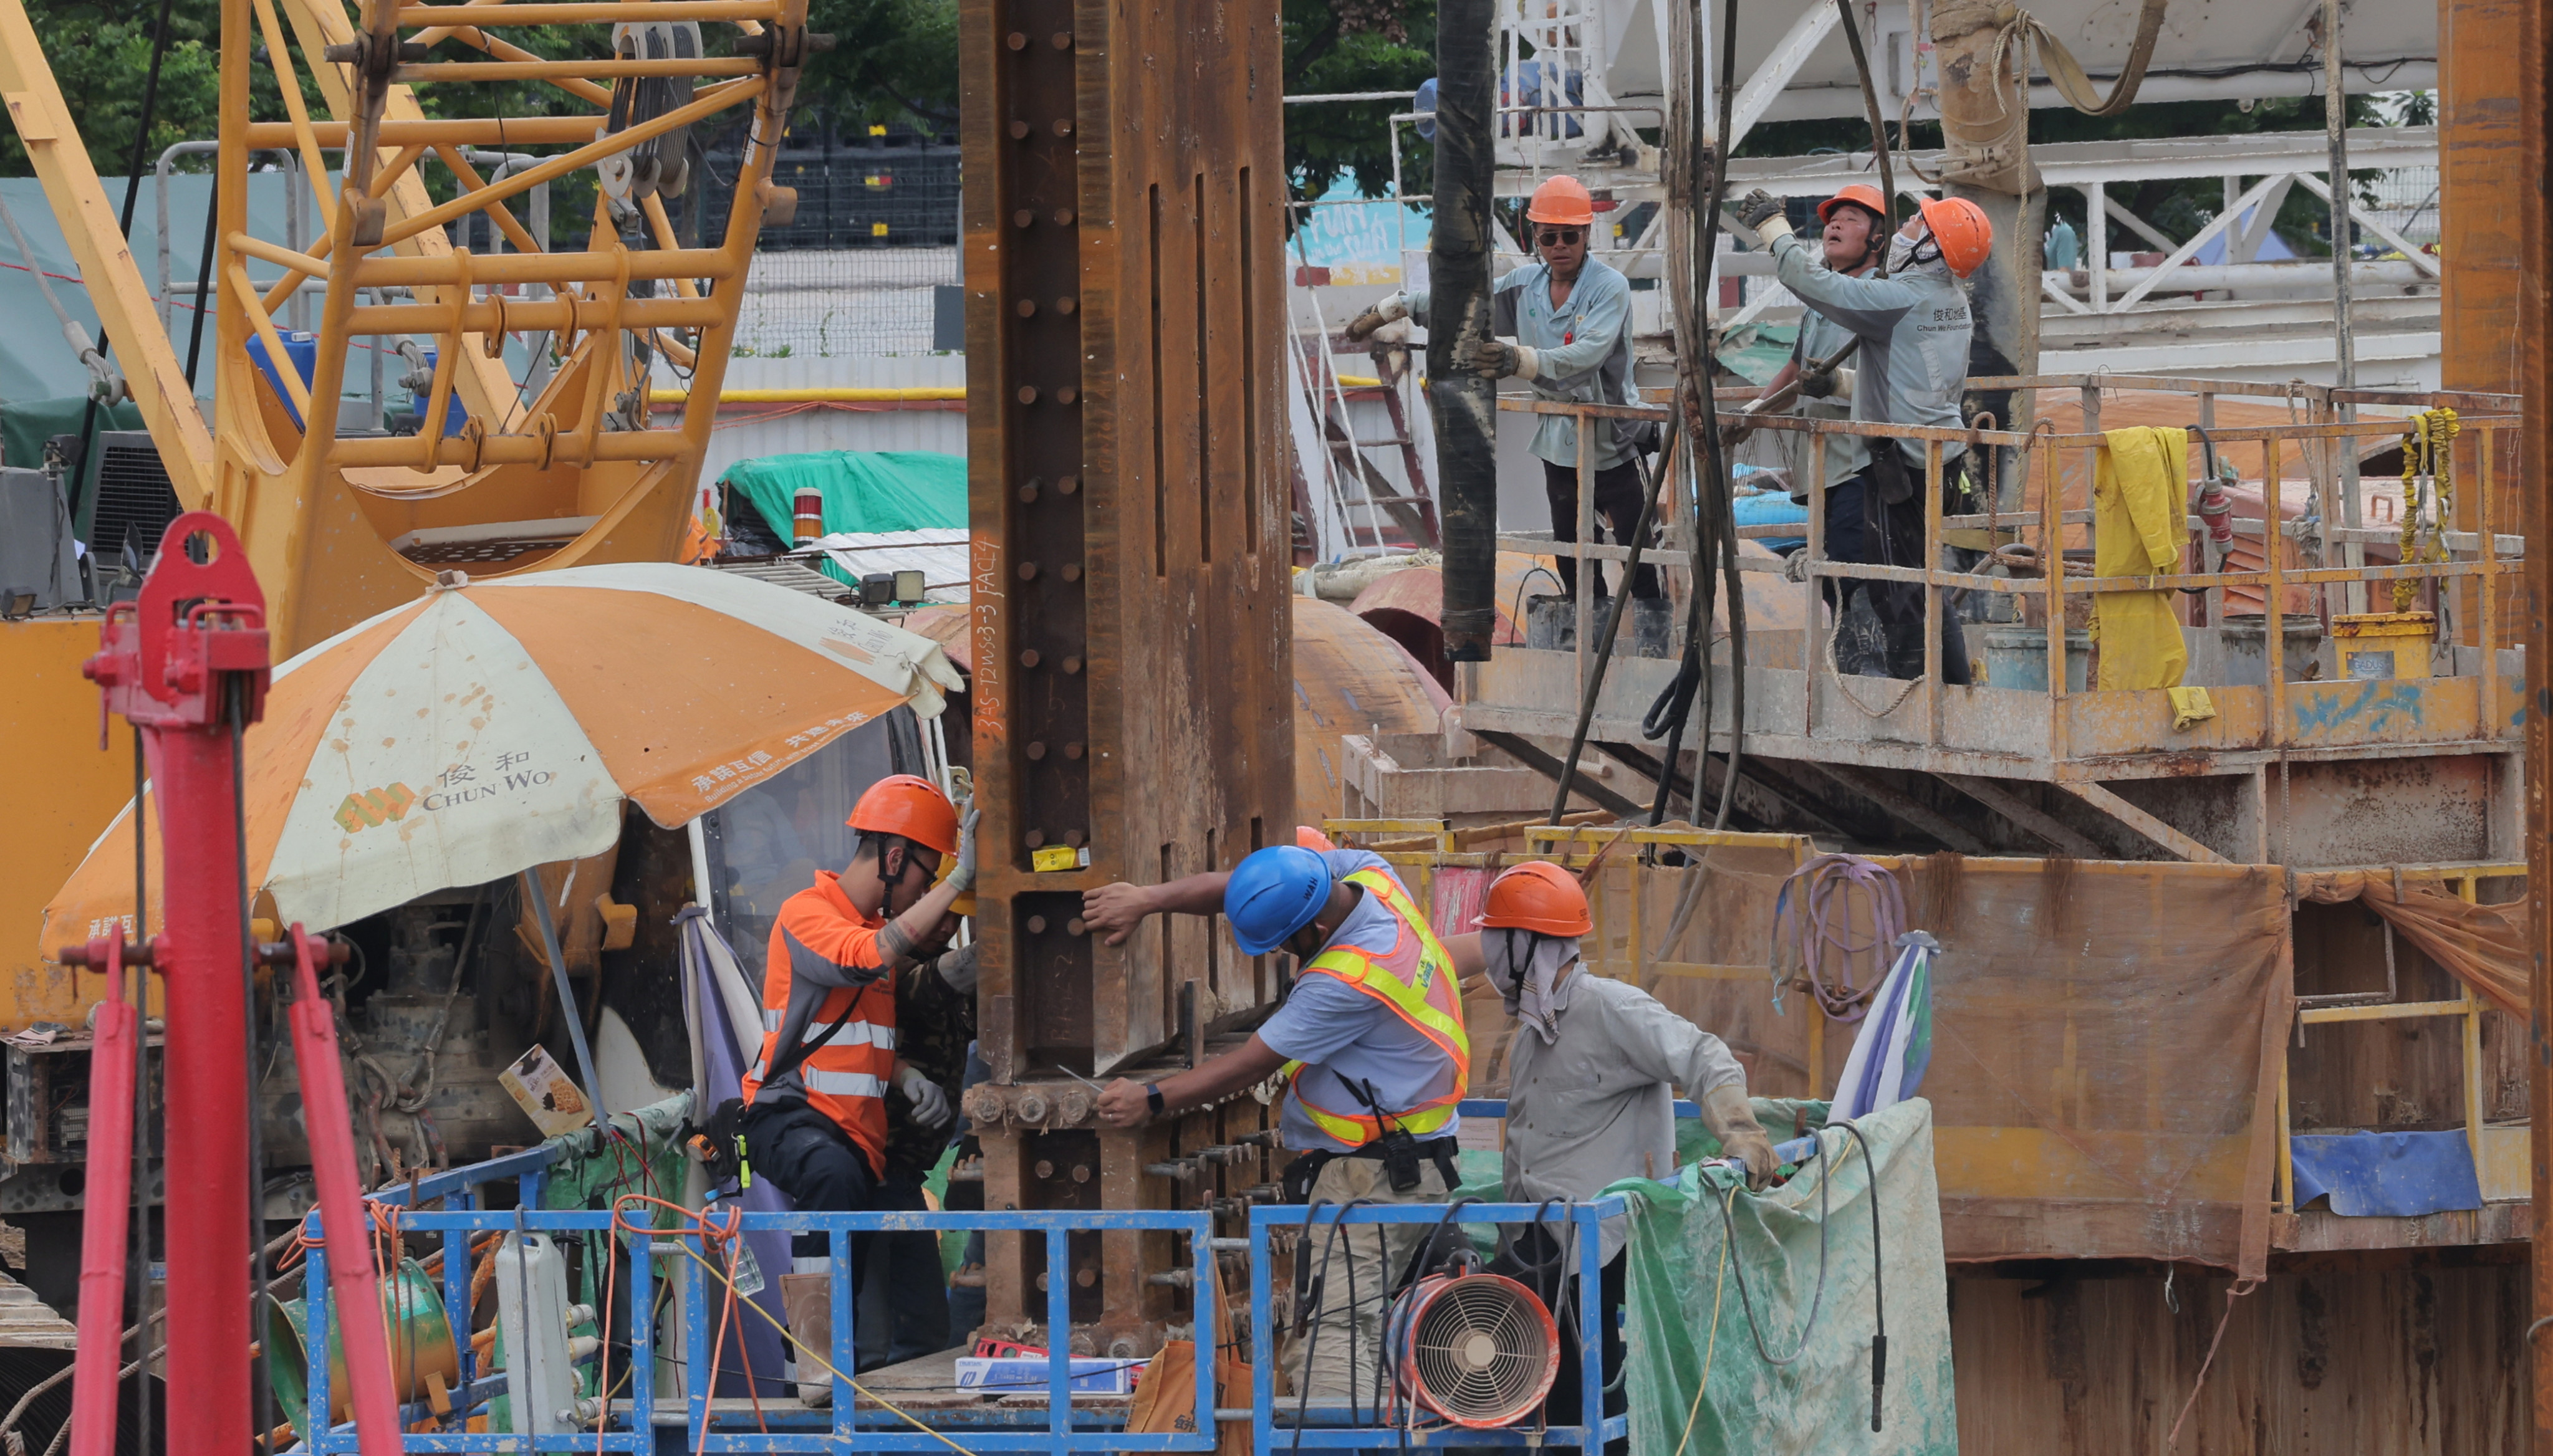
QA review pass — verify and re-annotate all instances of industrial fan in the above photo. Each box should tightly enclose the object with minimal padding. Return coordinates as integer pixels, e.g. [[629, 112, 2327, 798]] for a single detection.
[[1383, 1268, 1561, 1429]]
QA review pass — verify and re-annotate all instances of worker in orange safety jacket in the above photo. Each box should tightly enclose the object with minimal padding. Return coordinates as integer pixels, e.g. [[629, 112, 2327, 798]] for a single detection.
[[740, 772, 976, 1399]]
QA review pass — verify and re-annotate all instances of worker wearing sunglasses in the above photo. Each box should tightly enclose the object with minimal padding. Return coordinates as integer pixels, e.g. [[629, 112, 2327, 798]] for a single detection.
[[1345, 174, 1656, 606]]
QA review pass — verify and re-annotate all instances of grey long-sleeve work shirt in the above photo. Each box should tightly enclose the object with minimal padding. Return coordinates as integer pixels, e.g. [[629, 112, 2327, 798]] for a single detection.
[[1501, 966, 1746, 1261], [1407, 257, 1638, 471], [1769, 231, 1972, 469]]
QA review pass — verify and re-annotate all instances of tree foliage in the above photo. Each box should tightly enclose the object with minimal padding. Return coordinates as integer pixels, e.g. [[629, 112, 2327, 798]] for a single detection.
[[1284, 0, 1436, 208]]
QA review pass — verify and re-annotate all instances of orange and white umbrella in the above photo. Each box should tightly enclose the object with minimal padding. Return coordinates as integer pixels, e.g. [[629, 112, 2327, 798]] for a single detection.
[[44, 563, 964, 947]]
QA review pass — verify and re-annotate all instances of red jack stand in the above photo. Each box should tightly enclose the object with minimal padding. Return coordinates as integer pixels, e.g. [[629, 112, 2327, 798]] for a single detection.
[[65, 514, 398, 1456]]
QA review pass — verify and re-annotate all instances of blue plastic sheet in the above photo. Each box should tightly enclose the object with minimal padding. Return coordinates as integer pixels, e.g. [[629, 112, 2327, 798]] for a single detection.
[[2288, 1130, 2481, 1217]]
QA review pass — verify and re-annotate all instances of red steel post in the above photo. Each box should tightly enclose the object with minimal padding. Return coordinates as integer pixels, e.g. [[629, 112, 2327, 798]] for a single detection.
[[287, 925, 404, 1452], [66, 937, 137, 1456], [81, 513, 271, 1456]]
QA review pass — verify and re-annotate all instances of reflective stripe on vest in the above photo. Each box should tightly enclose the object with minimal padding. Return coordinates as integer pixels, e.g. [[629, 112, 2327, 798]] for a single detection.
[[1278, 867, 1470, 1146], [744, 879, 899, 1175], [759, 1008, 897, 1050], [803, 1069, 888, 1098]]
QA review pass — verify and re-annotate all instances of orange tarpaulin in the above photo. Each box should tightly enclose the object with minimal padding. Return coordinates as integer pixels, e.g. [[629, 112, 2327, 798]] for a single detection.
[[2292, 872, 2527, 1017]]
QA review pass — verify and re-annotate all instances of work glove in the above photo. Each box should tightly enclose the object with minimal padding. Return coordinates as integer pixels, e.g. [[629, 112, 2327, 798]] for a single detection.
[[1344, 291, 1411, 343], [1734, 189, 1792, 242], [934, 941, 981, 994], [946, 803, 980, 893], [1475, 340, 1541, 381], [1702, 1083, 1778, 1192], [897, 1065, 953, 1129], [1798, 365, 1853, 400]]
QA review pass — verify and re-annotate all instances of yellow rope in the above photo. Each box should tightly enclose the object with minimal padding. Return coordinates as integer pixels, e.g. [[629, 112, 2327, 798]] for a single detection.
[[1669, 1194, 1736, 1456], [2394, 407, 2459, 611], [666, 1236, 978, 1456]]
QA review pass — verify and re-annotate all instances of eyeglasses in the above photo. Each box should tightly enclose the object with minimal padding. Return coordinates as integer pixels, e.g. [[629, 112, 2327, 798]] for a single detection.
[[1536, 228, 1584, 247]]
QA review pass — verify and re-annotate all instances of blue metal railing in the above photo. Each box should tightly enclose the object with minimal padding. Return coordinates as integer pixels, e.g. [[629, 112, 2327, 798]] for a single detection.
[[299, 1149, 1218, 1454], [308, 1111, 1644, 1454]]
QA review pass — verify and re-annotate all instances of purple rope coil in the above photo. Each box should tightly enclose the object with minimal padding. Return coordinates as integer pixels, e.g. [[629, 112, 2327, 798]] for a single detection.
[[1772, 853, 1905, 1022]]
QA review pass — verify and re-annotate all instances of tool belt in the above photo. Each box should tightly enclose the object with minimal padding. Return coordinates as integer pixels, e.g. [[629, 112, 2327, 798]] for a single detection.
[[1279, 1134, 1463, 1205]]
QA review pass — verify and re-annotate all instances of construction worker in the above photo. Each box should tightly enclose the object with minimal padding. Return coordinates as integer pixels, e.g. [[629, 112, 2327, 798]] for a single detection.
[[1753, 186, 1883, 666], [1737, 186, 1993, 682], [1295, 824, 1337, 851], [741, 774, 974, 1396], [1345, 174, 1653, 603], [1084, 843, 1466, 1399], [1443, 861, 1775, 1447]]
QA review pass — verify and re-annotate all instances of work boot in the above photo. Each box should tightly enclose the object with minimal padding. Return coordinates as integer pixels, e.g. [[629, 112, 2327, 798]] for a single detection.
[[782, 1272, 833, 1407]]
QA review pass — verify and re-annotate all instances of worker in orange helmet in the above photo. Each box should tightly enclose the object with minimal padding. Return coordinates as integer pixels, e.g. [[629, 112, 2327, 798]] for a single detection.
[[739, 772, 976, 1402], [1735, 184, 1993, 682], [1294, 825, 1337, 852], [1346, 174, 1659, 608], [1438, 860, 1773, 1440]]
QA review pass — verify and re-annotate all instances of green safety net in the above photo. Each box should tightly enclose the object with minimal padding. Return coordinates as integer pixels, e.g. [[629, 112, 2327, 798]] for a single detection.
[[723, 449, 965, 543], [1623, 1096, 1955, 1456]]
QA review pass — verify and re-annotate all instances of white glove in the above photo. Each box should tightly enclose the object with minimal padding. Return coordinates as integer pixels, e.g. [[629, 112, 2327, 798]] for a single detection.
[[946, 803, 979, 893], [897, 1065, 952, 1129], [934, 941, 980, 994], [1344, 291, 1411, 342]]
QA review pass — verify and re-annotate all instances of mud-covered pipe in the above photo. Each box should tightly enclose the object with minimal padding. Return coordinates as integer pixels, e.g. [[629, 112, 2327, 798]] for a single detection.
[[1430, 0, 1498, 661]]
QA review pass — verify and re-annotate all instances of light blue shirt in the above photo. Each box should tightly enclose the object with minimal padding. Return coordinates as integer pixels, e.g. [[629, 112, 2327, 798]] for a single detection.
[[1407, 256, 1637, 471], [1257, 850, 1463, 1152]]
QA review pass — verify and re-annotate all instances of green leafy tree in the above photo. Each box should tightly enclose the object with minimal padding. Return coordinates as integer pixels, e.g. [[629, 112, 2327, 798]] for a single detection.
[[799, 0, 959, 133], [1285, 0, 1437, 212]]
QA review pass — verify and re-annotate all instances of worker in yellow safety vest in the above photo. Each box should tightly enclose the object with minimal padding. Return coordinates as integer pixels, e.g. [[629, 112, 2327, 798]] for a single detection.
[[1086, 842, 1467, 1399]]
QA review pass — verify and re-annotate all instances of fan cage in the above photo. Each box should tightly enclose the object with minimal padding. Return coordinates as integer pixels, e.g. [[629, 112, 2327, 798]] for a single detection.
[[1387, 1271, 1561, 1429]]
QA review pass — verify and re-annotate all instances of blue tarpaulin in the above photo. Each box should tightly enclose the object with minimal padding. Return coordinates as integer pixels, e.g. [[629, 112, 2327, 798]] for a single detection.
[[2288, 1130, 2481, 1217]]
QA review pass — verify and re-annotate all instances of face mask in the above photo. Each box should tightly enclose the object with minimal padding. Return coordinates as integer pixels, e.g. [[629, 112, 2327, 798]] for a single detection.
[[1888, 231, 1922, 272]]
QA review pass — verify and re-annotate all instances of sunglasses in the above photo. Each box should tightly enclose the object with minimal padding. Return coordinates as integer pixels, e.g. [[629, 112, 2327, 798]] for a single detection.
[[1536, 228, 1584, 246]]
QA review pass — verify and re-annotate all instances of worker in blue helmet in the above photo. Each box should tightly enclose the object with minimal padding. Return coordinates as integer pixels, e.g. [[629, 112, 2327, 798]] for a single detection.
[[1085, 842, 1468, 1399]]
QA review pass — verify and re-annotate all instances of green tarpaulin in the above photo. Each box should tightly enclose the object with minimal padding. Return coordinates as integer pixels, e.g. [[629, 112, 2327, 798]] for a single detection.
[[723, 449, 967, 540], [1716, 322, 1801, 388], [1626, 1096, 1956, 1455]]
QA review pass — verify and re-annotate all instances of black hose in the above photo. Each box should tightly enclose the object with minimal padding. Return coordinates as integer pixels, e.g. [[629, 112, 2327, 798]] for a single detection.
[[1836, 1122, 1887, 1432], [183, 196, 217, 390], [1647, 0, 1744, 828], [1834, 0, 1899, 275]]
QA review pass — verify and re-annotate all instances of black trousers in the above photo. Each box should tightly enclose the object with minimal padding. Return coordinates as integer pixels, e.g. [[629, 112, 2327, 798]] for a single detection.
[[1822, 472, 1971, 684], [1542, 458, 1660, 600], [857, 1174, 953, 1370], [742, 1099, 879, 1259]]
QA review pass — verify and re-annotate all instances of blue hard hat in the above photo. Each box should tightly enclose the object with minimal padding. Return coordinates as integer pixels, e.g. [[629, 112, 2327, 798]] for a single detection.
[[1226, 846, 1333, 956]]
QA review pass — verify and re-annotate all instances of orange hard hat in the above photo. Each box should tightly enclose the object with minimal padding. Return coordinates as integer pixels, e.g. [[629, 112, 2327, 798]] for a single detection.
[[1817, 184, 1888, 228], [1479, 861, 1593, 937], [847, 774, 959, 856], [1525, 175, 1595, 228], [1916, 195, 1994, 277], [1296, 825, 1337, 853]]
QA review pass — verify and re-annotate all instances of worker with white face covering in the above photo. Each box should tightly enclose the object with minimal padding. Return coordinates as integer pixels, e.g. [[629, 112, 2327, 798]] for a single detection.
[[1445, 861, 1776, 1442]]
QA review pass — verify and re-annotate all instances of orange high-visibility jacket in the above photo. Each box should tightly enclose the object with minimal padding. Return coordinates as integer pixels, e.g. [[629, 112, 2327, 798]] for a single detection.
[[742, 871, 898, 1174]]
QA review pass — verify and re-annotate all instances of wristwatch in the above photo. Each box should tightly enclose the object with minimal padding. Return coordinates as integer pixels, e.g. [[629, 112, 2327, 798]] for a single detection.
[[1145, 1084, 1165, 1117]]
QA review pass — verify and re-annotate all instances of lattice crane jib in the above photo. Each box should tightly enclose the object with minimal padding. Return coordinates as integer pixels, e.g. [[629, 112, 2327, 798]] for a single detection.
[[0, 0, 820, 656]]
